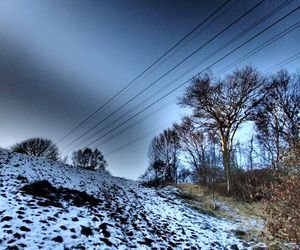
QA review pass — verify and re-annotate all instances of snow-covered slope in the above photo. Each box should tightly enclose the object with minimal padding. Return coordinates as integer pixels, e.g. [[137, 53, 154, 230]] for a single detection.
[[0, 149, 254, 249]]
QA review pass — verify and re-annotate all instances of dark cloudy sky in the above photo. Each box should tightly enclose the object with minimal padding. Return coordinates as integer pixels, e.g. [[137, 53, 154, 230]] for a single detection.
[[0, 0, 299, 179]]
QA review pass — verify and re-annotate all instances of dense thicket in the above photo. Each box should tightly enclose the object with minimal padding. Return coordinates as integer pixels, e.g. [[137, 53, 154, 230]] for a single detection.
[[11, 137, 60, 161]]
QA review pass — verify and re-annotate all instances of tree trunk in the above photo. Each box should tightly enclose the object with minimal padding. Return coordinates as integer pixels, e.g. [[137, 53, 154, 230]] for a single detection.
[[221, 135, 232, 194]]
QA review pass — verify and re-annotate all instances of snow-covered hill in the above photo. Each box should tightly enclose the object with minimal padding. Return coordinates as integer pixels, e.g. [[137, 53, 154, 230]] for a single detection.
[[0, 149, 257, 249]]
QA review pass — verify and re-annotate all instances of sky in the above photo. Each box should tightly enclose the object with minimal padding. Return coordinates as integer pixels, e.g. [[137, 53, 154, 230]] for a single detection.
[[0, 0, 299, 180]]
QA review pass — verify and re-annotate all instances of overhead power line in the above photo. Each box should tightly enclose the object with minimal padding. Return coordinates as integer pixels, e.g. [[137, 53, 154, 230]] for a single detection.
[[56, 0, 232, 145], [67, 99, 175, 153], [81, 6, 300, 149], [105, 121, 174, 157], [67, 29, 300, 157], [85, 26, 300, 153], [61, 0, 266, 150], [134, 0, 240, 83], [264, 51, 300, 74], [216, 22, 300, 75], [169, 0, 296, 80], [65, 0, 291, 152], [89, 27, 300, 152], [104, 52, 300, 157]]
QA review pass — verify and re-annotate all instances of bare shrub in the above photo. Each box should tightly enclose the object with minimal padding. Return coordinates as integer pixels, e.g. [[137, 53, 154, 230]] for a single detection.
[[72, 148, 107, 171], [11, 137, 59, 161], [232, 169, 275, 202], [265, 174, 300, 244]]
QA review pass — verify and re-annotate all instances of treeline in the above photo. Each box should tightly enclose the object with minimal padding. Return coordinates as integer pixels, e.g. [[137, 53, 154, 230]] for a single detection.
[[140, 66, 299, 242], [10, 137, 107, 172]]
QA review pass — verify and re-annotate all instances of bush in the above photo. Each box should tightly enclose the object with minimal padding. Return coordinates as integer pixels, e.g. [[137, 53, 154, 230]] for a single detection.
[[232, 168, 275, 202], [265, 174, 300, 244], [11, 138, 59, 161], [72, 148, 107, 171]]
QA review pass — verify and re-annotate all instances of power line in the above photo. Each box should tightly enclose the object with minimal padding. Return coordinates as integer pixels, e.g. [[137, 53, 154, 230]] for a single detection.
[[69, 28, 300, 156], [169, 0, 296, 80], [79, 0, 294, 150], [65, 0, 296, 151], [56, 0, 232, 145], [133, 0, 240, 84], [97, 31, 300, 155], [216, 22, 300, 75], [67, 99, 176, 153], [74, 0, 293, 151], [100, 100, 175, 146], [84, 30, 300, 154], [68, 95, 175, 152], [104, 52, 300, 157], [61, 0, 266, 150], [134, 0, 295, 108], [264, 51, 300, 74], [82, 7, 300, 149], [105, 119, 178, 157]]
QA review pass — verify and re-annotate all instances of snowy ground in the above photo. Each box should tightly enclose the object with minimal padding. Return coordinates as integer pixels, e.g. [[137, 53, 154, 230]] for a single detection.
[[0, 149, 259, 249]]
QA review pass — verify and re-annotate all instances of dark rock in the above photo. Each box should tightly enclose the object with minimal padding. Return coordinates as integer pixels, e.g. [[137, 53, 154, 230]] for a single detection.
[[92, 217, 99, 222], [1, 216, 12, 222], [16, 211, 25, 215], [100, 238, 113, 247], [126, 231, 133, 237], [47, 216, 56, 222], [16, 175, 27, 182], [72, 217, 79, 222], [230, 244, 239, 250], [13, 233, 22, 239], [99, 223, 109, 231], [23, 219, 33, 224], [6, 246, 19, 250], [99, 223, 110, 238], [52, 236, 63, 243], [20, 226, 31, 232], [81, 226, 93, 237], [7, 239, 15, 244]]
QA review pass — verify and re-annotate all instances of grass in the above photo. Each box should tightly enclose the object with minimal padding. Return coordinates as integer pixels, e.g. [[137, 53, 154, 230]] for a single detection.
[[177, 183, 264, 218], [175, 183, 285, 247]]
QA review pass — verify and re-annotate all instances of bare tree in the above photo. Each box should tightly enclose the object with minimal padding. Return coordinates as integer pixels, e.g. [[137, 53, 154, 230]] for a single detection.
[[147, 137, 165, 182], [147, 128, 180, 184], [174, 116, 223, 184], [180, 66, 267, 193], [256, 70, 300, 171], [174, 116, 208, 184], [11, 137, 59, 161]]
